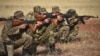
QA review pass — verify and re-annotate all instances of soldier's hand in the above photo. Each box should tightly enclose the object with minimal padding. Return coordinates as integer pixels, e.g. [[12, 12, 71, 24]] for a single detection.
[[36, 21, 43, 26], [44, 19, 49, 23], [18, 24, 27, 29], [74, 18, 78, 21]]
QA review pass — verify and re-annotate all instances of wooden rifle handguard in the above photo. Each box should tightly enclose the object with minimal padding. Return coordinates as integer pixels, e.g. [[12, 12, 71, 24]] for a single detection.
[[36, 17, 45, 21], [12, 19, 23, 26]]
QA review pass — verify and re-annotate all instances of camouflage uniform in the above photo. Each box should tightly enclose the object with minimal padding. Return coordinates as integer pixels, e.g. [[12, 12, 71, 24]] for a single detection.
[[25, 6, 41, 21], [56, 18, 69, 43], [45, 6, 61, 54], [66, 9, 81, 41], [40, 20, 57, 55], [1, 11, 33, 56], [26, 23, 47, 55], [26, 7, 48, 55], [49, 6, 69, 43]]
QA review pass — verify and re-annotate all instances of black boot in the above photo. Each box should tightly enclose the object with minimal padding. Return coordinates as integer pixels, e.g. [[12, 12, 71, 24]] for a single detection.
[[28, 44, 37, 56], [49, 44, 56, 55], [22, 48, 31, 56]]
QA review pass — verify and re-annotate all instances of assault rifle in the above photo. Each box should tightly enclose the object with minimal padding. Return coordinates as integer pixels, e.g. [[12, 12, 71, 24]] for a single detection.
[[12, 19, 37, 33], [64, 15, 98, 24], [75, 15, 98, 24]]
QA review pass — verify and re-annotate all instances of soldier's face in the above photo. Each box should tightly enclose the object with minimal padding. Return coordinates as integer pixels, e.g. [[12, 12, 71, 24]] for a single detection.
[[38, 13, 46, 18], [57, 15, 63, 21], [71, 15, 76, 19]]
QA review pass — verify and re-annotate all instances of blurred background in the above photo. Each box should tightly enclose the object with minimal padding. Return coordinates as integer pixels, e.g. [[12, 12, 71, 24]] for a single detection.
[[0, 0, 100, 18]]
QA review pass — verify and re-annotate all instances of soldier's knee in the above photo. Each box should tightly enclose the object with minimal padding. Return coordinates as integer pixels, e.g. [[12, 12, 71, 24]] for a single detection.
[[26, 35, 33, 42], [49, 38, 55, 45]]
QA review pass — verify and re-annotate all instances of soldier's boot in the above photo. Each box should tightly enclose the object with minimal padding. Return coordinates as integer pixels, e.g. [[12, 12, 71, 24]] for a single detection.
[[0, 42, 6, 56], [22, 41, 37, 56], [49, 44, 56, 55], [72, 36, 80, 41], [31, 46, 37, 56], [64, 37, 70, 43], [45, 44, 49, 53], [22, 48, 32, 56], [3, 42, 14, 56], [68, 36, 80, 42], [29, 43, 37, 56]]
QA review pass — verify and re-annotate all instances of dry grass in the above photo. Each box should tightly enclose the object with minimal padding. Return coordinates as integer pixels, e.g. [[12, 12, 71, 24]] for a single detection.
[[26, 32, 100, 56]]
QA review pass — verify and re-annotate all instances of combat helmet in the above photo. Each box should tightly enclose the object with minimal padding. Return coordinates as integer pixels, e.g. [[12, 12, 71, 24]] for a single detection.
[[40, 7, 47, 14], [66, 9, 78, 17], [33, 5, 41, 13], [52, 6, 60, 12], [14, 10, 24, 19], [36, 8, 47, 21]]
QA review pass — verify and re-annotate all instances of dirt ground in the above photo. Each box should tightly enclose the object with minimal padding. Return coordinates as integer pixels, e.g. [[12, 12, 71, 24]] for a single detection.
[[0, 21, 100, 56]]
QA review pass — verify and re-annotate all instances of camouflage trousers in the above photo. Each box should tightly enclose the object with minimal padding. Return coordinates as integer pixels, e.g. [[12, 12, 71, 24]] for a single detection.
[[68, 25, 79, 42], [13, 33, 33, 49], [2, 32, 33, 50], [48, 30, 56, 45], [2, 33, 33, 56], [56, 25, 69, 43]]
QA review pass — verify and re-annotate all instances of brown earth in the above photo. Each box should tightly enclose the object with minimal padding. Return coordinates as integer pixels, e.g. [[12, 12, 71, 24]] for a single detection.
[[0, 18, 100, 56]]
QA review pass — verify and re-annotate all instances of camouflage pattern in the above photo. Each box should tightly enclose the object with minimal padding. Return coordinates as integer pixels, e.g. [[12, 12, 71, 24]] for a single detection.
[[25, 8, 48, 55], [26, 7, 48, 39], [26, 7, 58, 55], [66, 9, 78, 17], [1, 20, 33, 55], [68, 17, 81, 41], [51, 6, 69, 43], [14, 11, 25, 19], [52, 6, 60, 12], [40, 7, 47, 14], [47, 23, 56, 45], [25, 6, 41, 21], [56, 18, 69, 43], [1, 11, 33, 56], [1, 20, 12, 41], [33, 6, 41, 13], [64, 9, 79, 42], [26, 22, 47, 55], [27, 24, 47, 43]]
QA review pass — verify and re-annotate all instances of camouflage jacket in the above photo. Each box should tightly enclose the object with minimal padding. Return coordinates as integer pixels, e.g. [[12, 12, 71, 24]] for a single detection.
[[56, 18, 69, 30], [68, 18, 81, 26], [68, 18, 80, 34], [1, 20, 24, 41], [26, 24, 47, 38]]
